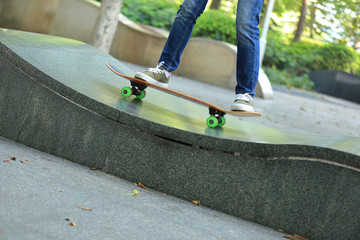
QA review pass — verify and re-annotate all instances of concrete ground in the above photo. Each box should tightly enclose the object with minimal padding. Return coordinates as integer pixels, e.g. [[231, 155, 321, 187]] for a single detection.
[[0, 137, 287, 240], [122, 61, 360, 137]]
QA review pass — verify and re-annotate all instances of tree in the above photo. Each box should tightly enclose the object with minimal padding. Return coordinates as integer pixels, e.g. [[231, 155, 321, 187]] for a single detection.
[[293, 0, 309, 42], [272, 0, 301, 16], [333, 0, 359, 49], [91, 0, 123, 53], [309, 0, 316, 38], [210, 0, 221, 10], [308, 0, 359, 49]]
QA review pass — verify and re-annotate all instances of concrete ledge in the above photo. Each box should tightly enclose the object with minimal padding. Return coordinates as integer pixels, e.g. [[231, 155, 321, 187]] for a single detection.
[[1, 30, 360, 240]]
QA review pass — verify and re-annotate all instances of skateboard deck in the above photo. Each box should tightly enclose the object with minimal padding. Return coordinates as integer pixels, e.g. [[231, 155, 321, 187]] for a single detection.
[[106, 63, 261, 128]]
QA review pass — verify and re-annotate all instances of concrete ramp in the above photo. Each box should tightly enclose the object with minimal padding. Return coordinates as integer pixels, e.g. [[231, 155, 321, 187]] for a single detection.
[[1, 29, 359, 240]]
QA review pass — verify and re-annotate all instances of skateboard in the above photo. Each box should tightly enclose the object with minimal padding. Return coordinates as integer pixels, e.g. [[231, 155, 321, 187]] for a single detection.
[[106, 63, 261, 128]]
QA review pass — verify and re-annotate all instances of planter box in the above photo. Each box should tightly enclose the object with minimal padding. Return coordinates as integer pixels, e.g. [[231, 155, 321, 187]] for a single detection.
[[309, 70, 360, 103]]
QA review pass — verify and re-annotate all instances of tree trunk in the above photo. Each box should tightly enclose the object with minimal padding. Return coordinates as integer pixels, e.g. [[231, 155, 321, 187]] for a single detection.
[[293, 0, 309, 42], [354, 17, 359, 50], [91, 0, 123, 53], [260, 0, 269, 28], [210, 0, 221, 10], [309, 1, 316, 39]]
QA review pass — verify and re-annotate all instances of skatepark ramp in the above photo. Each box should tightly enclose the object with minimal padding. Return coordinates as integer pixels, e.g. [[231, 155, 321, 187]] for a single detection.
[[1, 29, 359, 240]]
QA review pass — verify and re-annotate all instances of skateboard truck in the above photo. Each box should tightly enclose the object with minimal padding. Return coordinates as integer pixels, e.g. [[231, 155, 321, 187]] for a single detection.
[[121, 81, 147, 99], [208, 108, 226, 128]]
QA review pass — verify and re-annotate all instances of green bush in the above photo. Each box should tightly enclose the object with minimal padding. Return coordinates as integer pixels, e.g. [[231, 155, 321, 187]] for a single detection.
[[121, 0, 179, 30], [312, 44, 360, 75], [263, 32, 317, 75], [263, 31, 360, 76], [192, 10, 237, 44], [263, 65, 314, 90]]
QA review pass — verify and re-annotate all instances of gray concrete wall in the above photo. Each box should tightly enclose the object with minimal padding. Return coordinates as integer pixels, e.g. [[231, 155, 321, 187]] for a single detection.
[[49, 0, 99, 43], [0, 0, 272, 98], [0, 0, 60, 33]]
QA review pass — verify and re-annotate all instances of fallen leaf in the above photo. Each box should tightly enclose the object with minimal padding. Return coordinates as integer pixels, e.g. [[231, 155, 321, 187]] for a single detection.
[[105, 225, 110, 229], [20, 160, 24, 163], [3, 160, 10, 163], [25, 159, 32, 162], [65, 217, 71, 221], [78, 206, 92, 211], [68, 222, 76, 227], [137, 181, 147, 189], [60, 190, 63, 193], [191, 200, 201, 206], [276, 229, 285, 233], [128, 189, 140, 196], [218, 236, 222, 239], [11, 156, 16, 161], [284, 234, 309, 240]]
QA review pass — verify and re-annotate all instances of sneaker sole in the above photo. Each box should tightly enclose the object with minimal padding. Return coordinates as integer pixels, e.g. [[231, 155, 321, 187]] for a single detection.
[[134, 72, 169, 88], [231, 103, 255, 112]]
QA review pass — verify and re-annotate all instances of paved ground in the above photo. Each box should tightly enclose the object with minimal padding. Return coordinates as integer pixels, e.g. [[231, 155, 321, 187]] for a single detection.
[[0, 137, 287, 240], [122, 61, 360, 137]]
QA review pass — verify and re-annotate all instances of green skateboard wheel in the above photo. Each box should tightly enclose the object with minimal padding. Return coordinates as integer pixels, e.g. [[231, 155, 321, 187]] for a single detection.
[[217, 116, 226, 127], [121, 86, 132, 98], [206, 116, 218, 128], [136, 90, 146, 99]]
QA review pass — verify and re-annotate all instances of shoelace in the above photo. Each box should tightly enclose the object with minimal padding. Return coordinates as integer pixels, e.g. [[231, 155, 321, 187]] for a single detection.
[[236, 93, 253, 102], [147, 61, 166, 74]]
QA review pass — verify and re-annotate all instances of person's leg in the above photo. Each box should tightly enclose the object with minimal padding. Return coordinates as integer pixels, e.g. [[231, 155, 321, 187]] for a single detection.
[[135, 0, 208, 87], [159, 0, 208, 72], [231, 0, 263, 111], [234, 0, 264, 97]]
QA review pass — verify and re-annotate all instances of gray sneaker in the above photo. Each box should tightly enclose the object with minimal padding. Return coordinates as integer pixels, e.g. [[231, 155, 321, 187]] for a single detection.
[[231, 93, 255, 112], [134, 61, 170, 88]]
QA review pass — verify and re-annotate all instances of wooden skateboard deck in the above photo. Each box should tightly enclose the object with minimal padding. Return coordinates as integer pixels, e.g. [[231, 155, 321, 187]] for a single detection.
[[106, 63, 261, 127]]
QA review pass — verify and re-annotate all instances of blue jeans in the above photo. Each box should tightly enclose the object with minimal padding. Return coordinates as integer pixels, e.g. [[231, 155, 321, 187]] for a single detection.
[[159, 0, 264, 96]]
